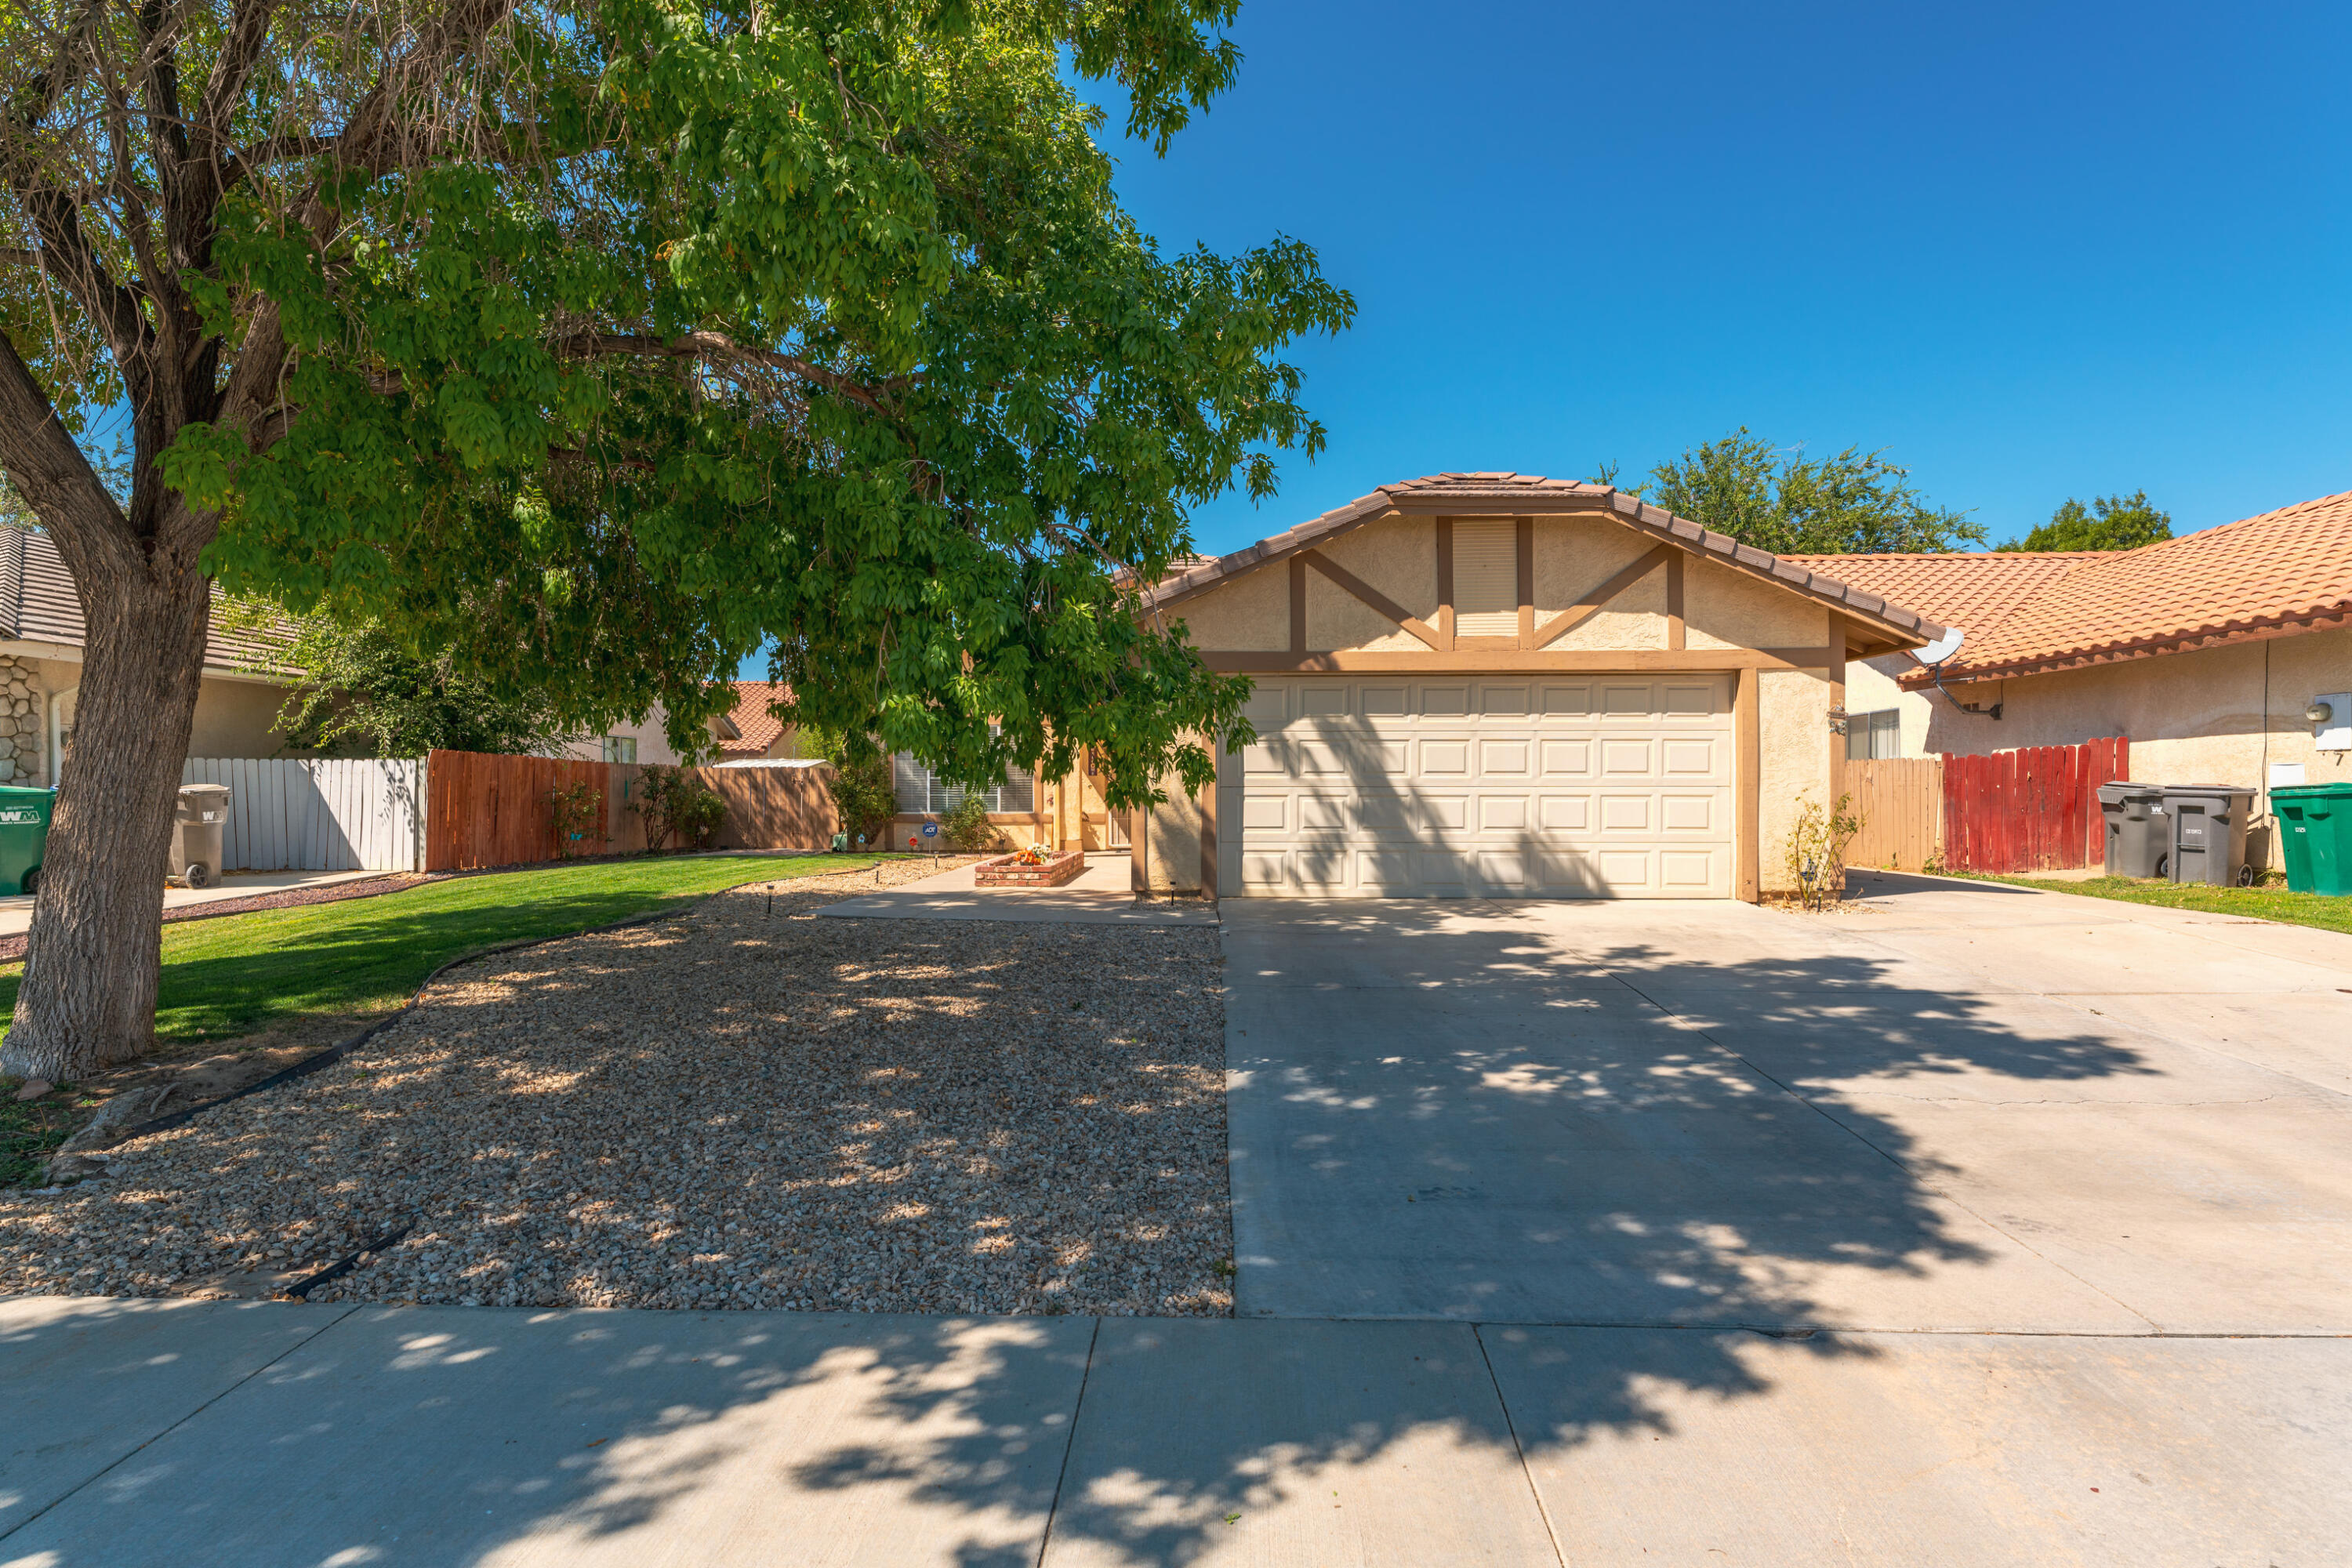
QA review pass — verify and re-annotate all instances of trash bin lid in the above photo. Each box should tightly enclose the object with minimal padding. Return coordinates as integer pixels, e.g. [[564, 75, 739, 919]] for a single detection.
[[2160, 784, 2256, 797], [2096, 781, 2162, 800], [177, 782, 232, 797], [2270, 780, 2352, 799]]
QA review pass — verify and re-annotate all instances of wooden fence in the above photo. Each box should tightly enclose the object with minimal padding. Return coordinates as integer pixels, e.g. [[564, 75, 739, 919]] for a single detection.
[[424, 751, 840, 871], [424, 750, 608, 871], [1846, 757, 1944, 873], [182, 757, 423, 872], [1942, 736, 2129, 874]]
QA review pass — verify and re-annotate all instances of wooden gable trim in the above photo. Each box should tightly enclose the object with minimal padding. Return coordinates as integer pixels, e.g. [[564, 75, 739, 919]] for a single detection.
[[1666, 551, 1686, 650], [1434, 517, 1456, 650], [1301, 550, 1442, 651], [1530, 543, 1674, 651]]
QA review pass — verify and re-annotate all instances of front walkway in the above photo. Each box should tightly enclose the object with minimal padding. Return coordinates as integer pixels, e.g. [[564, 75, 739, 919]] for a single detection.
[[3, 1294, 2342, 1566]]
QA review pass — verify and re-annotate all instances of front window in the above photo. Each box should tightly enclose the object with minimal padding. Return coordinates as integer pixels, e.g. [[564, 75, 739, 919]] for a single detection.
[[601, 736, 638, 764], [891, 753, 1036, 815], [1846, 710, 1901, 760]]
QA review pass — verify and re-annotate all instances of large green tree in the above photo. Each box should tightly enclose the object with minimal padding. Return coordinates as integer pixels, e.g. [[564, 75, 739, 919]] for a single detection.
[[0, 0, 1350, 1080], [1642, 429, 1986, 554], [1997, 490, 2172, 552]]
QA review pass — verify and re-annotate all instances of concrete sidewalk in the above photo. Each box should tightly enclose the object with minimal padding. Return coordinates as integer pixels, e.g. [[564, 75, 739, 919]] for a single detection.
[[0, 868, 385, 937], [3, 1294, 2344, 1566]]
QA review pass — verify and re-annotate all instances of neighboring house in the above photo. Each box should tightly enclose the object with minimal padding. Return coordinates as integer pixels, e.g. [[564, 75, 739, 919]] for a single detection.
[[0, 524, 294, 785], [716, 681, 798, 762], [1136, 472, 1944, 899], [1791, 489, 2352, 864]]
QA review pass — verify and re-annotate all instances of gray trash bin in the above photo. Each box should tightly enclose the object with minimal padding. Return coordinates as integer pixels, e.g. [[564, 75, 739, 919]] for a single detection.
[[2161, 785, 2256, 887], [171, 783, 231, 888], [2096, 782, 2167, 877]]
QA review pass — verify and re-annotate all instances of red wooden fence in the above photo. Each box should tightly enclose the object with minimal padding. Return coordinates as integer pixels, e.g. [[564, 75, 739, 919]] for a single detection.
[[1941, 737, 2128, 873], [425, 750, 608, 871]]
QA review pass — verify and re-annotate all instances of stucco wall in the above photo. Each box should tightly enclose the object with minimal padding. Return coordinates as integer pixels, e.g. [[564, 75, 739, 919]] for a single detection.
[[1174, 559, 1290, 652], [1759, 667, 1837, 895], [1139, 764, 1203, 892], [1686, 558, 1828, 652], [1843, 625, 2352, 868]]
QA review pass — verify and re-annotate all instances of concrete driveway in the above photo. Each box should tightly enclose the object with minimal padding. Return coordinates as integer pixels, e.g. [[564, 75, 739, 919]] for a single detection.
[[1225, 872, 2352, 1332]]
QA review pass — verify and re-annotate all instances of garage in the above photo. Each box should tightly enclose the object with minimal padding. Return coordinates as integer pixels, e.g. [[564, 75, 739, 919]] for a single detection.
[[1139, 472, 1944, 902], [1218, 673, 1733, 897]]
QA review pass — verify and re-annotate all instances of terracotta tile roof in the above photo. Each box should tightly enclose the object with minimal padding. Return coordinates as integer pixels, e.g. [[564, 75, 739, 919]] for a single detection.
[[719, 680, 791, 756], [1, 526, 296, 673], [1150, 472, 1947, 646], [1791, 488, 2352, 683]]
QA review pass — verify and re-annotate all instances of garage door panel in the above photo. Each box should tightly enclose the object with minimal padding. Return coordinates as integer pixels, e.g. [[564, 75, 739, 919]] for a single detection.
[[1479, 739, 1531, 775], [1540, 739, 1593, 777], [1479, 796, 1530, 831], [1599, 739, 1653, 774], [1538, 795, 1592, 831], [1298, 794, 1348, 830], [1599, 794, 1652, 832], [1235, 674, 1732, 899]]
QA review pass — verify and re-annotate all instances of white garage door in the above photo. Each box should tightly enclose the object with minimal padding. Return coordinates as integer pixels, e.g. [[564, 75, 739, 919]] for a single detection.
[[1219, 674, 1734, 898]]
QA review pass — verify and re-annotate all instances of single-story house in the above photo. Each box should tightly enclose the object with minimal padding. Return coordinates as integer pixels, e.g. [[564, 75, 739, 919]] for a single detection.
[[1132, 472, 1946, 900], [1791, 488, 2352, 866], [0, 524, 293, 784]]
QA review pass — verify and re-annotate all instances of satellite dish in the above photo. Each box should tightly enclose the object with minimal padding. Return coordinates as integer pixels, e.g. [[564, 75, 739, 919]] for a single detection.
[[1915, 626, 1965, 666]]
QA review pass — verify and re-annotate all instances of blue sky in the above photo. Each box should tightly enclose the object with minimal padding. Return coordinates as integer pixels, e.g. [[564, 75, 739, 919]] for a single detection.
[[1091, 0, 2352, 556]]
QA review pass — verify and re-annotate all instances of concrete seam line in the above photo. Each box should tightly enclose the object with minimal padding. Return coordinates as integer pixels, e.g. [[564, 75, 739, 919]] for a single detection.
[[1031, 1316, 1103, 1568], [114, 864, 884, 1144], [0, 1302, 361, 1545], [1472, 1322, 1570, 1568]]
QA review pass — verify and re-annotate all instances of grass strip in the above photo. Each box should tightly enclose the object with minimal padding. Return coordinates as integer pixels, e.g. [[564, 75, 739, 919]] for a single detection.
[[1955, 873, 2352, 937]]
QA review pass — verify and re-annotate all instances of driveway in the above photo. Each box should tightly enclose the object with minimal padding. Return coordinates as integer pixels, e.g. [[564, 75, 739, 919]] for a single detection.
[[1224, 871, 2352, 1332]]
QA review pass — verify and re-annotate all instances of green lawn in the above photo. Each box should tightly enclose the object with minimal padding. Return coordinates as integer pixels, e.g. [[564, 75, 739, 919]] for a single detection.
[[0, 853, 908, 1050], [1962, 873, 2352, 937]]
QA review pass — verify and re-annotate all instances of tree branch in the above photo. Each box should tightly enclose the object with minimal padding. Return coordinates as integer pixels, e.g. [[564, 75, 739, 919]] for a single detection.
[[559, 331, 908, 415]]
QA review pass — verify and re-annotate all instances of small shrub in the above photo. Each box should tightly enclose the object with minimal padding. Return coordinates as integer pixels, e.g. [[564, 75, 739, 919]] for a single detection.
[[546, 781, 604, 859], [1784, 792, 1864, 910], [940, 790, 1001, 852], [636, 764, 728, 853]]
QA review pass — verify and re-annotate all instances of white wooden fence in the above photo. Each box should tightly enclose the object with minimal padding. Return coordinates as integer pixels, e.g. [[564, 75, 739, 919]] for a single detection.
[[180, 758, 424, 873]]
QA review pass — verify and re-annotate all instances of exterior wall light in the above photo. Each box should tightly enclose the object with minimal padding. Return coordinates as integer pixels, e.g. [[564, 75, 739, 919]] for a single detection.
[[2307, 699, 2336, 725]]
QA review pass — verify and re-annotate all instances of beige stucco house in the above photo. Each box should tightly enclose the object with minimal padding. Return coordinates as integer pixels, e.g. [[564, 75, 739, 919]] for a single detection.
[[1128, 473, 1945, 900], [1792, 488, 2352, 867], [0, 524, 294, 784]]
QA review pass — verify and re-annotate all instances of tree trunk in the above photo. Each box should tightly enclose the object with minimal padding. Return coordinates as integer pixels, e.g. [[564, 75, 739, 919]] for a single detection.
[[0, 529, 212, 1083]]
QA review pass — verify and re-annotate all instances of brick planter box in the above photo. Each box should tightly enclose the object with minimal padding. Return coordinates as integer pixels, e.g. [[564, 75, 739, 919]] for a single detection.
[[973, 848, 1088, 887]]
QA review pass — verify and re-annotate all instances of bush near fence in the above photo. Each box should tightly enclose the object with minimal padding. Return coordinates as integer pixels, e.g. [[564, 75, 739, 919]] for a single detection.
[[423, 750, 838, 871]]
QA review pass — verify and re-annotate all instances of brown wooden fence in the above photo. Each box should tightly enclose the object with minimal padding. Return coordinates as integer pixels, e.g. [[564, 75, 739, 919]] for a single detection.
[[425, 752, 840, 871], [1846, 757, 1944, 872], [425, 750, 608, 871], [1942, 736, 2129, 874]]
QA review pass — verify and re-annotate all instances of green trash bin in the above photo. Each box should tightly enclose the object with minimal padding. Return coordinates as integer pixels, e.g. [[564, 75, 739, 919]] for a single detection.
[[2271, 781, 2352, 896], [0, 785, 54, 895]]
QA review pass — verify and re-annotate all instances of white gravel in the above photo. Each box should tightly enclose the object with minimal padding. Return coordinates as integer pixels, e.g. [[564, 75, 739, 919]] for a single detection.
[[0, 861, 1232, 1316]]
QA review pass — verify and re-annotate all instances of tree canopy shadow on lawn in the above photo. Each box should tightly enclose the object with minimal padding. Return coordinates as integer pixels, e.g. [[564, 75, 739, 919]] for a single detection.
[[1, 890, 2161, 1566]]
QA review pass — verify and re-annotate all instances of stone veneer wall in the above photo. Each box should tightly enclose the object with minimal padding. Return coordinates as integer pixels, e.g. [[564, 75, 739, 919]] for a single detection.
[[0, 655, 43, 785]]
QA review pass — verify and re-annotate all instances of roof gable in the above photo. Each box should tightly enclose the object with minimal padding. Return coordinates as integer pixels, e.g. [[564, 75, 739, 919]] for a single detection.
[[1151, 473, 1946, 649]]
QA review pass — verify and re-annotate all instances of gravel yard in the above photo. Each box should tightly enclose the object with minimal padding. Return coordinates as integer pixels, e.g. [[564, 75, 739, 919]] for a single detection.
[[0, 859, 1232, 1316]]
